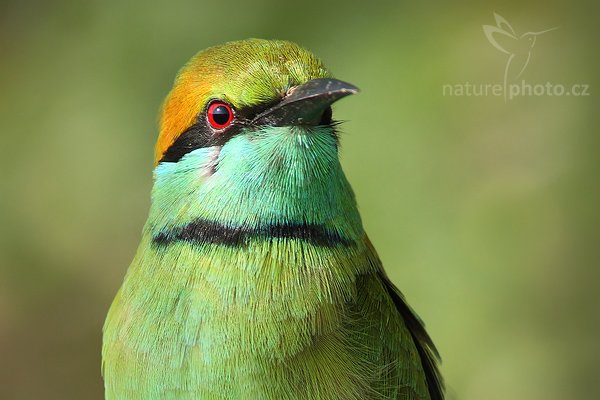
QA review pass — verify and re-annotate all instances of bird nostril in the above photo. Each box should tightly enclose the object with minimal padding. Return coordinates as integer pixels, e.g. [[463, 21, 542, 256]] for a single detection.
[[284, 86, 298, 98]]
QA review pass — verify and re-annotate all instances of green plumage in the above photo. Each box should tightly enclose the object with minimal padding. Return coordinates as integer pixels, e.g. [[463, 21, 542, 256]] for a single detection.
[[102, 39, 442, 400]]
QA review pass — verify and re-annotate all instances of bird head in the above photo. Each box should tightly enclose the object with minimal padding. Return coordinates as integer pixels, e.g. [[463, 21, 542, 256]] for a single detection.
[[149, 39, 361, 231], [155, 39, 357, 164]]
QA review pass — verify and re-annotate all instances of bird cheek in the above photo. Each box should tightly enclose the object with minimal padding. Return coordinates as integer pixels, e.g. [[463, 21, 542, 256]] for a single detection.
[[201, 148, 221, 178]]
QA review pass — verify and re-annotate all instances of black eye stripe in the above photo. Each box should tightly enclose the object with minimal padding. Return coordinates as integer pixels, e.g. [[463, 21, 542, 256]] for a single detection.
[[159, 99, 278, 163], [158, 99, 335, 164], [158, 123, 212, 163], [320, 106, 333, 125]]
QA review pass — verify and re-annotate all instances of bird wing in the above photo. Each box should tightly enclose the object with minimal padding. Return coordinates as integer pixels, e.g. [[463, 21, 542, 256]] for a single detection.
[[378, 270, 444, 400], [365, 237, 445, 400]]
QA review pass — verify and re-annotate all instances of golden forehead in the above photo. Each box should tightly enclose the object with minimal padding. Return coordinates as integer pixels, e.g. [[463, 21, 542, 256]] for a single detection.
[[154, 39, 331, 164]]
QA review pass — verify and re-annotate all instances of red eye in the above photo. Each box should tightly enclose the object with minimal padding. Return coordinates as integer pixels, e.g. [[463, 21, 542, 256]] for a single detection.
[[207, 101, 234, 129]]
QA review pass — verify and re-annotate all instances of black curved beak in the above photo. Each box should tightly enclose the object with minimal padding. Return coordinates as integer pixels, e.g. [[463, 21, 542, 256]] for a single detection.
[[252, 78, 359, 127]]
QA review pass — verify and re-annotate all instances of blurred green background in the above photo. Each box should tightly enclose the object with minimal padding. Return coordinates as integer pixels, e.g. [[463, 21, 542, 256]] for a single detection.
[[1, 0, 598, 399]]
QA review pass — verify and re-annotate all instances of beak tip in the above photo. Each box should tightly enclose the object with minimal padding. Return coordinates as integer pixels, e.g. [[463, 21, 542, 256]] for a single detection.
[[334, 80, 360, 95], [341, 85, 360, 95]]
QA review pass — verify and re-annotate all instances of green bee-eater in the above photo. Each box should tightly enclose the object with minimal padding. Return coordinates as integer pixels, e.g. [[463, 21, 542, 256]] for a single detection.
[[102, 39, 443, 400]]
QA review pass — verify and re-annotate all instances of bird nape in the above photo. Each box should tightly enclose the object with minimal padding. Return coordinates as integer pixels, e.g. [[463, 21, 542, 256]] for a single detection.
[[102, 38, 444, 400]]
